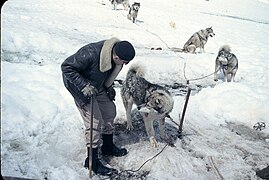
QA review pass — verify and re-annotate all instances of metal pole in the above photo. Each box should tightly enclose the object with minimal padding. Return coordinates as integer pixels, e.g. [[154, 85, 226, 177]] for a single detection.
[[179, 80, 191, 135], [89, 96, 94, 178]]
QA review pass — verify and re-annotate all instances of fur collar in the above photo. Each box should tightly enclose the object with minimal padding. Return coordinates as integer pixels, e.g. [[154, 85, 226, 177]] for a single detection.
[[100, 37, 123, 87], [100, 37, 120, 72]]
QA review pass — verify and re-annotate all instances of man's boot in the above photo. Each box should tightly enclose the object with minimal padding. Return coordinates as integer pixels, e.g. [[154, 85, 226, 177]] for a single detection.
[[101, 134, 128, 157], [84, 147, 116, 176], [256, 165, 269, 179]]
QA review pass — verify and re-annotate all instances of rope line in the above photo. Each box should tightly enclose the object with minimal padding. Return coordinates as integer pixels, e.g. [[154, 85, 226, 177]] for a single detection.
[[99, 144, 169, 180], [141, 27, 218, 83], [183, 62, 220, 83]]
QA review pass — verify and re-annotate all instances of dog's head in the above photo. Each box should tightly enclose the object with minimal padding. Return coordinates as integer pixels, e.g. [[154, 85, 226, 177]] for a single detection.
[[145, 89, 174, 115], [217, 50, 235, 65], [206, 27, 215, 37], [132, 2, 140, 10], [217, 45, 234, 65], [217, 50, 228, 65]]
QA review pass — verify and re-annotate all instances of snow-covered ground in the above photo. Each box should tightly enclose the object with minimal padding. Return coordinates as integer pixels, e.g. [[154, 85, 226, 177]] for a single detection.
[[1, 0, 269, 179]]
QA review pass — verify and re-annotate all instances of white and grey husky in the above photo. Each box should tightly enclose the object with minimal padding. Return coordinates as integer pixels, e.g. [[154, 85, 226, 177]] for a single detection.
[[110, 0, 130, 10], [183, 27, 215, 53], [171, 27, 215, 53], [214, 45, 238, 82], [121, 64, 174, 147], [127, 2, 140, 23]]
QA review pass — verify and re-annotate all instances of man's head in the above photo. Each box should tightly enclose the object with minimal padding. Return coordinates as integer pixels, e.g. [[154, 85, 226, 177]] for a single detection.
[[113, 41, 135, 65]]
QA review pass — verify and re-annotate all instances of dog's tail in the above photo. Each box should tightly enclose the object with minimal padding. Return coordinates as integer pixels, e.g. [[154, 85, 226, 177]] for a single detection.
[[170, 47, 184, 52], [219, 45, 231, 52], [128, 63, 146, 77]]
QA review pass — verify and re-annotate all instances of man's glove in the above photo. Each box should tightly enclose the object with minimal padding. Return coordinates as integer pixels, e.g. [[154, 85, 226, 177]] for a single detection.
[[81, 84, 98, 97], [106, 86, 116, 101]]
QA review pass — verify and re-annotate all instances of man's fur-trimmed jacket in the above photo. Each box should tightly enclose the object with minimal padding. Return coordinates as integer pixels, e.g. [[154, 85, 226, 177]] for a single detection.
[[61, 37, 123, 106]]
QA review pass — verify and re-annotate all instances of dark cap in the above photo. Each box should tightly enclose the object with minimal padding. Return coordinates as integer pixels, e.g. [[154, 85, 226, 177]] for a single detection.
[[114, 41, 135, 61]]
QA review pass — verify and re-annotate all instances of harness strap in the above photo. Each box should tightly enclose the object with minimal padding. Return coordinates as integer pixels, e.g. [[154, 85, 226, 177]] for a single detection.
[[197, 32, 207, 42]]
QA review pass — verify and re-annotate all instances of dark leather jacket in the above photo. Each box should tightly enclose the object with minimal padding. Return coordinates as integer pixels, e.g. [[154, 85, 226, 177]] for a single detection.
[[61, 37, 122, 106]]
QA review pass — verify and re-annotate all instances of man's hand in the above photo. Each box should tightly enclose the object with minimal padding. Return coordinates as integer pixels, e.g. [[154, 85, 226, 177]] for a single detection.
[[81, 84, 97, 97], [106, 86, 116, 101]]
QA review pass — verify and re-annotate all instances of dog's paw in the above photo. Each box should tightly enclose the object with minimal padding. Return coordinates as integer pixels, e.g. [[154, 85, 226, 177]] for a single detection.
[[126, 123, 134, 131], [150, 136, 158, 148]]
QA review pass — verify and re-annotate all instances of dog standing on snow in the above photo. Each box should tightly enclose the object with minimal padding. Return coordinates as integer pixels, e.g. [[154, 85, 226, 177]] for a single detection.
[[121, 64, 174, 147], [127, 2, 140, 23], [214, 45, 238, 82], [110, 0, 130, 10]]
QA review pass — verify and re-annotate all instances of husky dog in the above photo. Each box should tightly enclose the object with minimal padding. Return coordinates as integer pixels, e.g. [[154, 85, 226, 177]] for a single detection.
[[110, 0, 130, 10], [214, 45, 238, 82], [182, 27, 215, 53], [121, 64, 174, 147], [127, 2, 140, 23]]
